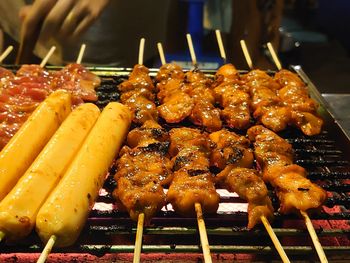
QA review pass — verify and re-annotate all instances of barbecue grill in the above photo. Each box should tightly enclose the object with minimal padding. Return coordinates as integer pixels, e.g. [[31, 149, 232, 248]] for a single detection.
[[0, 65, 349, 262]]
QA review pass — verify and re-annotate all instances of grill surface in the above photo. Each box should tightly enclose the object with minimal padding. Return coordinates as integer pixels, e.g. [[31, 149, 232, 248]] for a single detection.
[[0, 66, 349, 262]]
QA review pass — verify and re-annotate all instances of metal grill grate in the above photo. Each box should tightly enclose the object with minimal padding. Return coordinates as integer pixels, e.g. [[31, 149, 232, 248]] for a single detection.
[[0, 66, 349, 261]]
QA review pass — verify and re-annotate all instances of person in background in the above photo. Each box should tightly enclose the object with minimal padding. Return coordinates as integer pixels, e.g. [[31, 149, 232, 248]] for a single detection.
[[0, 0, 171, 66]]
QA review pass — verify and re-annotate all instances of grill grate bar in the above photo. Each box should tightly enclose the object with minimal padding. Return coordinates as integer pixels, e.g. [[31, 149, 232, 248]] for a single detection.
[[87, 226, 350, 237], [76, 245, 350, 255], [308, 172, 350, 180]]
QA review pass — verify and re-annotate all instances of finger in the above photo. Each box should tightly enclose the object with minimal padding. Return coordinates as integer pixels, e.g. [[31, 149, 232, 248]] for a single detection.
[[21, 0, 57, 40], [19, 5, 32, 22], [71, 14, 95, 40], [40, 0, 75, 41], [59, 4, 89, 39]]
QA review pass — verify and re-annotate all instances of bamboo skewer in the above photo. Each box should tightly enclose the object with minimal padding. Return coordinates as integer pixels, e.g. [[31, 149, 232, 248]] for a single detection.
[[266, 42, 282, 71], [76, 44, 86, 64], [195, 202, 212, 263], [133, 213, 145, 263], [215, 30, 226, 62], [186, 34, 197, 66], [240, 40, 253, 70], [265, 42, 328, 263], [138, 38, 145, 65], [36, 235, 56, 263], [132, 37, 147, 263], [0, 46, 14, 63], [261, 216, 290, 263], [39, 46, 56, 68], [301, 210, 328, 263], [0, 230, 5, 242], [157, 43, 166, 66], [212, 38, 290, 263], [183, 37, 213, 263]]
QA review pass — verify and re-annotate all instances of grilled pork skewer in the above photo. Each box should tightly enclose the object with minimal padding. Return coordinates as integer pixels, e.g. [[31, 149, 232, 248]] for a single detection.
[[113, 120, 172, 221], [273, 69, 323, 136], [115, 39, 172, 263], [214, 33, 290, 263], [158, 41, 214, 263], [166, 126, 218, 263], [209, 129, 274, 229], [118, 39, 157, 126], [212, 63, 252, 130], [157, 42, 221, 132], [248, 125, 328, 261]]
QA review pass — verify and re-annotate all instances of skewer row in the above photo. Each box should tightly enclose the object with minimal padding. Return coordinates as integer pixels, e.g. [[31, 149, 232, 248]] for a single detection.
[[0, 33, 330, 263]]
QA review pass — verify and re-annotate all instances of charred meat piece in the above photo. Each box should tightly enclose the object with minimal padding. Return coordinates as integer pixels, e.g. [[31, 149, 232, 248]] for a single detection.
[[274, 69, 323, 136], [168, 127, 212, 157], [189, 100, 222, 132], [118, 64, 157, 124], [167, 169, 219, 216], [248, 125, 327, 214], [155, 63, 185, 83], [158, 92, 194, 123], [209, 129, 253, 170], [127, 120, 169, 148], [212, 64, 252, 130], [125, 95, 158, 124], [217, 168, 274, 229]]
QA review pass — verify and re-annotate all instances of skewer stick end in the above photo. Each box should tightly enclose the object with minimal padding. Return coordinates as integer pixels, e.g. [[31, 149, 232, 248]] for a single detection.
[[76, 43, 86, 64], [138, 38, 146, 66], [133, 213, 145, 263], [195, 203, 212, 263], [157, 42, 166, 66], [300, 211, 328, 263], [261, 216, 291, 263], [215, 29, 226, 62], [39, 46, 56, 68], [0, 231, 5, 242], [37, 235, 57, 263], [0, 46, 14, 63], [240, 40, 253, 69], [186, 33, 197, 67], [266, 42, 282, 71]]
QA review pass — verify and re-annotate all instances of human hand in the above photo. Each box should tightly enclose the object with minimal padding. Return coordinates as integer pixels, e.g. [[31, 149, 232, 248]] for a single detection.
[[20, 0, 110, 42]]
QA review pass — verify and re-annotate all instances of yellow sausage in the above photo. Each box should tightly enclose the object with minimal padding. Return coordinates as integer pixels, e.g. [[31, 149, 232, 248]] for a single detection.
[[36, 102, 131, 247], [0, 103, 100, 241], [0, 90, 71, 201]]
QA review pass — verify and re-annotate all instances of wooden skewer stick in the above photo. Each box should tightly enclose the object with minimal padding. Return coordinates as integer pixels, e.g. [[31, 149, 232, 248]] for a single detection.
[[266, 42, 282, 71], [0, 231, 5, 242], [0, 46, 14, 63], [132, 37, 147, 263], [138, 38, 145, 65], [76, 44, 86, 64], [225, 39, 290, 263], [215, 30, 226, 62], [266, 41, 328, 262], [157, 43, 166, 66], [301, 210, 328, 262], [39, 46, 56, 68], [186, 33, 197, 66], [261, 216, 290, 263], [133, 213, 145, 263], [168, 38, 212, 263], [240, 40, 253, 70], [195, 202, 212, 263], [248, 42, 327, 263], [36, 235, 56, 263]]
